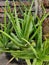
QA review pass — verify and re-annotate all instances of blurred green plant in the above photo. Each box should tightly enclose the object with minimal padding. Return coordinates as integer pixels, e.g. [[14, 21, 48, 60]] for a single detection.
[[0, 0, 49, 65], [0, 6, 12, 50]]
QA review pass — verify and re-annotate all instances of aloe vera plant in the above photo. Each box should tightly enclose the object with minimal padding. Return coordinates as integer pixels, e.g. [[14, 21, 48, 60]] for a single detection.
[[0, 0, 49, 65]]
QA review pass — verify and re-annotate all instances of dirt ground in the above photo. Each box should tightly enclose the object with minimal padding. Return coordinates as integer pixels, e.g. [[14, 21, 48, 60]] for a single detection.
[[0, 53, 18, 65]]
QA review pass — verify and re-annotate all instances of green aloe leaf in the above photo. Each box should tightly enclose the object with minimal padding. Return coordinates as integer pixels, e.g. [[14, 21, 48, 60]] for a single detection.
[[44, 55, 49, 61], [21, 38, 38, 58], [14, 1, 22, 37], [11, 33, 22, 43], [0, 30, 23, 47]]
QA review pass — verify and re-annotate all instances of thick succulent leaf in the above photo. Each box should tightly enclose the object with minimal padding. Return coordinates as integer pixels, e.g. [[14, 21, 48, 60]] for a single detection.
[[24, 15, 33, 40], [32, 58, 37, 65], [37, 26, 42, 50], [40, 13, 49, 25], [22, 9, 28, 34], [11, 33, 22, 43], [0, 41, 4, 48], [43, 39, 49, 54], [11, 50, 35, 59], [0, 30, 23, 47], [26, 60, 31, 65], [32, 60, 43, 65], [23, 1, 34, 40], [7, 41, 19, 49], [22, 38, 38, 58], [43, 55, 49, 61], [29, 26, 40, 41], [14, 2, 22, 37]]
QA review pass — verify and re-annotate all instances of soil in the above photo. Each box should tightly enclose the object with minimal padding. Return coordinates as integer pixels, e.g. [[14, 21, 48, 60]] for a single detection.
[[42, 18, 49, 40], [0, 53, 18, 65]]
